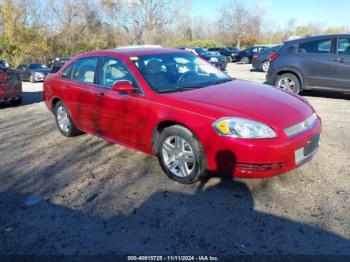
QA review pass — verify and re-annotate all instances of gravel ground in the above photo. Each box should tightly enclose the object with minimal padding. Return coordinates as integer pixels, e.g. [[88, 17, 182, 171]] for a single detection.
[[0, 63, 349, 255]]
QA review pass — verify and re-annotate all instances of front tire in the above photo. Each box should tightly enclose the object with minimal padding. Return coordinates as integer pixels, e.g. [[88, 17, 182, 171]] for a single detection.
[[10, 98, 22, 106], [275, 73, 301, 94], [157, 125, 207, 184], [240, 57, 250, 64], [54, 101, 82, 137]]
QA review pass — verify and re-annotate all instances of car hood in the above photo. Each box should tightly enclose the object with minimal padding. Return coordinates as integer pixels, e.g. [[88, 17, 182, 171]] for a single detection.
[[30, 68, 51, 74], [168, 80, 314, 130]]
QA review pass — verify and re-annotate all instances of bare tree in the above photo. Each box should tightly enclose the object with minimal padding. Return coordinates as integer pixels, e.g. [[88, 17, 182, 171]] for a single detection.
[[216, 0, 263, 47]]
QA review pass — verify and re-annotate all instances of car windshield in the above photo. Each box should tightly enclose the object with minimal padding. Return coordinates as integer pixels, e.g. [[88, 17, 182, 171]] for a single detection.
[[131, 52, 232, 93], [29, 63, 47, 70], [194, 48, 207, 55]]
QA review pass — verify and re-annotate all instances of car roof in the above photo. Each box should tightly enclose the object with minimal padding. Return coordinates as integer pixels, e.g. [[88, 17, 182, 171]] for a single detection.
[[284, 34, 350, 45], [110, 47, 185, 56], [75, 48, 186, 60]]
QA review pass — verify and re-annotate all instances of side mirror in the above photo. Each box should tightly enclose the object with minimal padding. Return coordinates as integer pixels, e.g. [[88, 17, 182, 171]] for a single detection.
[[112, 80, 135, 93]]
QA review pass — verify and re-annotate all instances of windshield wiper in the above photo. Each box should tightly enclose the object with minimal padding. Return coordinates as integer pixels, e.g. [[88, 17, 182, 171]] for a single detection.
[[213, 78, 233, 85]]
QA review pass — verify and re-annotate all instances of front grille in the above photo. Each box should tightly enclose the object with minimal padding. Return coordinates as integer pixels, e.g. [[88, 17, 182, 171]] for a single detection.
[[284, 113, 317, 137]]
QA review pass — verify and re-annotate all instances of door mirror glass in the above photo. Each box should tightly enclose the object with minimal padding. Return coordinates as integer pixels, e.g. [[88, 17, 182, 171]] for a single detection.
[[112, 80, 135, 93]]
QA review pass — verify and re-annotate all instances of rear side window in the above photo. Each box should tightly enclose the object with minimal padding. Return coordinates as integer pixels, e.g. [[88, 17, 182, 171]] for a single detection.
[[298, 38, 332, 54], [337, 38, 350, 55], [69, 57, 98, 84]]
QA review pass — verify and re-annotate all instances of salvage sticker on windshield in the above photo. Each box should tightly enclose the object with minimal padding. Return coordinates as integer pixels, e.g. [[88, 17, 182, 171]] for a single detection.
[[130, 57, 139, 61]]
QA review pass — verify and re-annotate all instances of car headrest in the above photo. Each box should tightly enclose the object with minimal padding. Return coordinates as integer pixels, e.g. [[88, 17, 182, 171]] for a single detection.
[[145, 60, 163, 74]]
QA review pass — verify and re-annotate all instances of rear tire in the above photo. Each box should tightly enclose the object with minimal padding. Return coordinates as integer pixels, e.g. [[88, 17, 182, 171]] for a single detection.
[[54, 101, 82, 137], [261, 60, 270, 72], [157, 125, 207, 184], [226, 56, 232, 63], [275, 73, 301, 94]]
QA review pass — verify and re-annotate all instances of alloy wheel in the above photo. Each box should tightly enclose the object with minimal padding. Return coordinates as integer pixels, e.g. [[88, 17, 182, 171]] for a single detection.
[[277, 77, 296, 93], [161, 135, 195, 178], [57, 106, 71, 133]]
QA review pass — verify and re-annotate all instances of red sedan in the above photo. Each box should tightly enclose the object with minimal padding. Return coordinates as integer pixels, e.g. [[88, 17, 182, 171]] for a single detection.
[[0, 66, 22, 105], [43, 48, 321, 184]]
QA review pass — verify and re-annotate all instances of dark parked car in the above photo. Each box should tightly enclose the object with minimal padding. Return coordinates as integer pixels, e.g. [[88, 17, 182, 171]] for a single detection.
[[236, 46, 270, 64], [252, 45, 281, 72], [267, 34, 350, 94], [16, 63, 51, 82], [208, 47, 239, 62], [194, 48, 227, 71], [0, 64, 22, 105], [49, 57, 71, 73]]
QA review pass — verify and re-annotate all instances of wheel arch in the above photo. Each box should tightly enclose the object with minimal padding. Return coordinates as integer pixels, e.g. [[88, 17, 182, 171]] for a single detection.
[[276, 68, 304, 88], [151, 120, 199, 155]]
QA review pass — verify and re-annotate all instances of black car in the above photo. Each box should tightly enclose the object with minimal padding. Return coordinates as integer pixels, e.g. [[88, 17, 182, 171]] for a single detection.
[[252, 45, 281, 72], [207, 47, 239, 62], [267, 34, 350, 94], [193, 48, 227, 71], [0, 60, 10, 68], [49, 57, 71, 73], [16, 63, 51, 82], [236, 46, 270, 64]]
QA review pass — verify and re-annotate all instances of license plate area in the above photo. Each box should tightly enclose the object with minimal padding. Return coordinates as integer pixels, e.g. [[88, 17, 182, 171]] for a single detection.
[[303, 134, 320, 156], [295, 134, 320, 165]]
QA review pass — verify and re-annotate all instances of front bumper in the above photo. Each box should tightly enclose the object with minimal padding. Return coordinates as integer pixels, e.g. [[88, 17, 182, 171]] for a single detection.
[[266, 70, 278, 85], [204, 117, 322, 179], [252, 60, 261, 70], [210, 61, 227, 71]]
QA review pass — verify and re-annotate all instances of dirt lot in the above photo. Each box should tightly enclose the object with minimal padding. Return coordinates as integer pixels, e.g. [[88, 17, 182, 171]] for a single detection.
[[0, 63, 349, 255]]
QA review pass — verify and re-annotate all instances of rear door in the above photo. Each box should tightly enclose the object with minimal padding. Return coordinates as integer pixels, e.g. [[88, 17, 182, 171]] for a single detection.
[[296, 37, 334, 88], [61, 56, 99, 130], [331, 37, 350, 90]]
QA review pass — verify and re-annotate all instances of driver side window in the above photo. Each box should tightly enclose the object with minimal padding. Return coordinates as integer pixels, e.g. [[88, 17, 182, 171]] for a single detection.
[[99, 57, 140, 92]]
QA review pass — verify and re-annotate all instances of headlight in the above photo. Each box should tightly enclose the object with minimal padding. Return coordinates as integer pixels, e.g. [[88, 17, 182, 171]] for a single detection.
[[212, 117, 277, 139], [34, 72, 44, 77], [210, 57, 218, 63]]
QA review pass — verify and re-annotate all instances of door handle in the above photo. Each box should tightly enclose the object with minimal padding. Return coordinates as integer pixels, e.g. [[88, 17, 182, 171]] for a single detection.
[[334, 58, 345, 63], [97, 92, 105, 97]]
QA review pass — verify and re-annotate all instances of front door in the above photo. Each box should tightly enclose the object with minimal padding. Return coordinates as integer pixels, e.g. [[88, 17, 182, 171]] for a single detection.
[[94, 56, 148, 146], [296, 37, 334, 88]]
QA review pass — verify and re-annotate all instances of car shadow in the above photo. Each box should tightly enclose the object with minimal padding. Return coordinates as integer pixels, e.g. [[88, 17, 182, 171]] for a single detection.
[[301, 90, 350, 101], [22, 91, 43, 105], [1, 175, 349, 255], [0, 91, 43, 109]]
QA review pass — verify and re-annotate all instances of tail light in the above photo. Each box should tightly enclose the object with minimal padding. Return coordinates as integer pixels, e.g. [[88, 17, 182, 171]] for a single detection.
[[0, 71, 9, 81], [253, 54, 258, 60], [269, 53, 280, 62]]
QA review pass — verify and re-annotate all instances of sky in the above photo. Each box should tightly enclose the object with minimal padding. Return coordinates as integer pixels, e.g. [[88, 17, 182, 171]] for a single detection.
[[191, 0, 350, 28]]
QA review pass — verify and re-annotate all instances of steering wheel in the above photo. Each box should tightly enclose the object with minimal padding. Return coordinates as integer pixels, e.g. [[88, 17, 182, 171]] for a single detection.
[[177, 71, 197, 84]]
